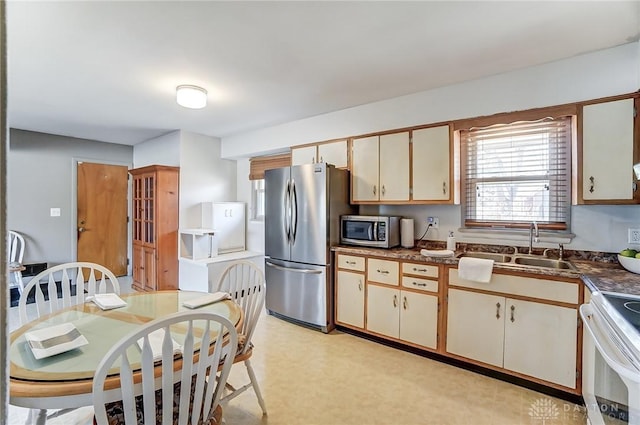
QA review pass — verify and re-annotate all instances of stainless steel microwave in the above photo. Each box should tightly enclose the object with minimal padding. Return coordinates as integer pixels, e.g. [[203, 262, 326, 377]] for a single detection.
[[340, 215, 401, 248]]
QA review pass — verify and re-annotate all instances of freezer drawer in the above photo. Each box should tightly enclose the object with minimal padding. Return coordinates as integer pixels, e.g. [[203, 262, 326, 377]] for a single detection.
[[265, 258, 332, 332]]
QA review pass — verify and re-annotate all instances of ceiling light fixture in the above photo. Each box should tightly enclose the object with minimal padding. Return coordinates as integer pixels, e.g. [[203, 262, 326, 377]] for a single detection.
[[176, 85, 207, 109]]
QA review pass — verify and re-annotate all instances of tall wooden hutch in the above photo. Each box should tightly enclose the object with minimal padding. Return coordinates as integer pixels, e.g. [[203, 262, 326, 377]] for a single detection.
[[129, 165, 180, 291]]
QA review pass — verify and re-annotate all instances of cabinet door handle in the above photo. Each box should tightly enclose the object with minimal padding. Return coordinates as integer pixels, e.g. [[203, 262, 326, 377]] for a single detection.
[[358, 280, 362, 291], [346, 260, 356, 265], [381, 185, 386, 196], [403, 296, 408, 310], [377, 269, 389, 275], [589, 176, 595, 193], [412, 281, 427, 287], [413, 267, 428, 272], [510, 305, 515, 322], [496, 302, 501, 319], [442, 181, 446, 194], [320, 156, 324, 163], [373, 185, 377, 195], [393, 295, 398, 307]]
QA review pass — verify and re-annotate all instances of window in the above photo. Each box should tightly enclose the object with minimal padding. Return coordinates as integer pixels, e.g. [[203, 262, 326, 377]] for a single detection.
[[460, 116, 572, 231], [251, 179, 265, 221], [248, 153, 291, 222]]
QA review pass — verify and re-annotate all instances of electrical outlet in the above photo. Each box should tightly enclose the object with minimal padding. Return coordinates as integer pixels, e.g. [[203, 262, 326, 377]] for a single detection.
[[629, 228, 640, 244], [427, 217, 439, 229]]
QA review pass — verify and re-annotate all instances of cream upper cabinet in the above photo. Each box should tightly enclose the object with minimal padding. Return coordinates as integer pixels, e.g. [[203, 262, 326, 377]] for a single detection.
[[352, 136, 380, 201], [412, 125, 451, 201], [351, 132, 410, 202], [291, 140, 348, 168], [318, 140, 348, 168], [581, 98, 636, 202], [291, 145, 317, 166]]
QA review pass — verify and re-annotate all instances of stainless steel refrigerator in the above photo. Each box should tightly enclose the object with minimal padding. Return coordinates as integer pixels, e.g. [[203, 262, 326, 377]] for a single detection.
[[264, 162, 354, 333]]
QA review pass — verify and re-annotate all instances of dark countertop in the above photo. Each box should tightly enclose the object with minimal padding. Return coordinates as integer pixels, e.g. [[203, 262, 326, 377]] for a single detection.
[[332, 244, 640, 296]]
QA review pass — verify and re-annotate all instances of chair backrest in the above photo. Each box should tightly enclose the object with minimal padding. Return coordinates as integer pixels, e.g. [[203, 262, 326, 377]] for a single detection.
[[8, 230, 25, 265], [93, 311, 238, 425], [19, 261, 120, 325], [215, 260, 265, 355]]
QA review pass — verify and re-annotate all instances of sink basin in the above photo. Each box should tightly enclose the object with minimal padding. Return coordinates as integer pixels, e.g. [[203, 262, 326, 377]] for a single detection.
[[512, 256, 576, 270], [457, 252, 512, 263]]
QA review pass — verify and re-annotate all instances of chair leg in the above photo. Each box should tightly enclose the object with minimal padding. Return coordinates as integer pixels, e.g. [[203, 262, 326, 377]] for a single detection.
[[244, 359, 267, 415], [26, 408, 47, 425]]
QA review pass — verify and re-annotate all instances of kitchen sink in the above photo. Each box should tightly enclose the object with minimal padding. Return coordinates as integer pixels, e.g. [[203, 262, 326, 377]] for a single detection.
[[456, 252, 512, 263], [512, 256, 576, 270], [456, 251, 576, 271]]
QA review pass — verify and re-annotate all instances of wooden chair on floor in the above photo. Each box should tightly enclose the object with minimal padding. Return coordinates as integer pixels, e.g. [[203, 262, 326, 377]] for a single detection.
[[93, 311, 238, 425], [18, 261, 121, 326], [19, 261, 121, 425], [8, 230, 26, 294], [214, 260, 267, 416]]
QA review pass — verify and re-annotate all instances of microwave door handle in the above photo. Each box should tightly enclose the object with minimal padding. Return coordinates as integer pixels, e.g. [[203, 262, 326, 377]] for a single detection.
[[291, 179, 298, 244], [370, 222, 377, 241]]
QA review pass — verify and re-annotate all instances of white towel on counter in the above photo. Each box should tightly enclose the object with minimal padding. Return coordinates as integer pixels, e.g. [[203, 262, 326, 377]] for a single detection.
[[458, 257, 494, 283]]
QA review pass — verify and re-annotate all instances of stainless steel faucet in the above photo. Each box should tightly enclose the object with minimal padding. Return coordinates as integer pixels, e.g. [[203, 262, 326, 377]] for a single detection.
[[528, 221, 539, 255]]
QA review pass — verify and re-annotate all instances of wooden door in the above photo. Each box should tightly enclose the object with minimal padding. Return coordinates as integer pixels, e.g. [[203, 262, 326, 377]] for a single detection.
[[77, 162, 128, 276]]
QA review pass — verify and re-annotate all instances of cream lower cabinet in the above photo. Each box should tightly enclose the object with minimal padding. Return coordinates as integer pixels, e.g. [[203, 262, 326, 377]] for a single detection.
[[365, 258, 438, 349], [335, 254, 366, 329], [446, 270, 579, 389], [336, 270, 365, 328]]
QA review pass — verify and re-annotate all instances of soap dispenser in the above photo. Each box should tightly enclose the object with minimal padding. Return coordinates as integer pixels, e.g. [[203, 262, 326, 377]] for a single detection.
[[447, 231, 456, 251]]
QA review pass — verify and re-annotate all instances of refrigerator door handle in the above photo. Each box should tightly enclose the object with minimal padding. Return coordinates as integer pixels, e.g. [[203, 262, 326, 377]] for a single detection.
[[291, 179, 298, 244], [266, 261, 322, 274], [285, 179, 291, 243]]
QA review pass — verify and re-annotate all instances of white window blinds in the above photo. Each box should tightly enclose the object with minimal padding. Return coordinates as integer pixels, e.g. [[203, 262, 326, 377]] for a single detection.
[[460, 117, 572, 230]]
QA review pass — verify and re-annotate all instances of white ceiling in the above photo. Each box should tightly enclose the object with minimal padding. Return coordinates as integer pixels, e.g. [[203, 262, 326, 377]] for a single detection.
[[6, 1, 640, 146]]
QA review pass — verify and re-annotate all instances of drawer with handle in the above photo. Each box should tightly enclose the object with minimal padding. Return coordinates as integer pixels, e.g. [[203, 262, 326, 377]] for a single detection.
[[337, 254, 365, 272], [402, 276, 438, 293], [402, 262, 438, 278], [367, 258, 399, 285]]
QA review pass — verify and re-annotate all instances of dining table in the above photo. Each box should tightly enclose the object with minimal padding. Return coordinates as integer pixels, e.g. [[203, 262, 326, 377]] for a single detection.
[[9, 290, 243, 415]]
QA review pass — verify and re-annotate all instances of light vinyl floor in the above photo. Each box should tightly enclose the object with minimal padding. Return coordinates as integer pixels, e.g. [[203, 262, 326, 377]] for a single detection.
[[8, 279, 587, 424]]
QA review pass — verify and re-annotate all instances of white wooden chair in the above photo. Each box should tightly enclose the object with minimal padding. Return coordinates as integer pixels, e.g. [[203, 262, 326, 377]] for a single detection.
[[214, 260, 267, 415], [93, 311, 238, 425], [18, 261, 121, 425], [8, 230, 26, 294], [19, 261, 121, 326]]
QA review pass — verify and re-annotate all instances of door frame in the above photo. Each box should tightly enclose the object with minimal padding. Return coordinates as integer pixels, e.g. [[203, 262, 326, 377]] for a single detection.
[[71, 157, 133, 276]]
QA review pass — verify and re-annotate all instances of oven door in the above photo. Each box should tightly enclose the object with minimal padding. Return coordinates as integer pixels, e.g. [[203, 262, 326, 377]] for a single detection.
[[341, 219, 378, 246], [581, 304, 640, 424]]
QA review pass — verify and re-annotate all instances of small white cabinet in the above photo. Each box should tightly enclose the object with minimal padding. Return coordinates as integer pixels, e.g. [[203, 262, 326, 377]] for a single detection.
[[412, 125, 451, 201], [199, 202, 245, 254], [581, 98, 636, 202], [351, 132, 410, 202]]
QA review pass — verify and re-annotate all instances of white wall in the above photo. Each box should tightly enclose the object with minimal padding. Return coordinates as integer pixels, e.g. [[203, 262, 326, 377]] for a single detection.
[[236, 158, 264, 252], [228, 42, 640, 254], [179, 131, 236, 228], [133, 130, 180, 168]]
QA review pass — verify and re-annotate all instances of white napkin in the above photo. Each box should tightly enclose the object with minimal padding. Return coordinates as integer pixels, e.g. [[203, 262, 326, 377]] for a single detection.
[[458, 257, 494, 283], [88, 293, 127, 310], [182, 291, 231, 309], [420, 249, 455, 258], [137, 329, 182, 361]]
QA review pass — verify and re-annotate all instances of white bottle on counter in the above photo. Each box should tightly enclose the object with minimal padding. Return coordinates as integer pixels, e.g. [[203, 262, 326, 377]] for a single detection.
[[447, 231, 456, 251]]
